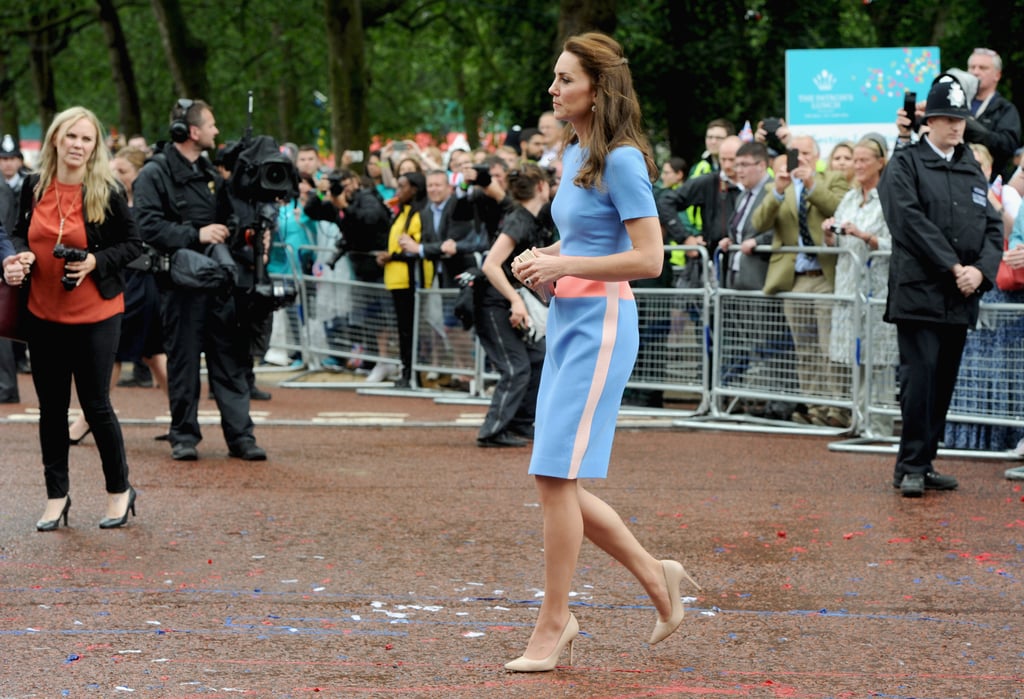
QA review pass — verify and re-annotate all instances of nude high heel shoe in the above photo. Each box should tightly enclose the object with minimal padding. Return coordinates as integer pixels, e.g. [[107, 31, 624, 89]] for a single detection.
[[649, 560, 701, 645], [504, 613, 579, 672]]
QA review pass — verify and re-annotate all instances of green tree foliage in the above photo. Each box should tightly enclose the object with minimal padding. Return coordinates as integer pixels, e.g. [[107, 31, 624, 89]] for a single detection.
[[0, 0, 1021, 164]]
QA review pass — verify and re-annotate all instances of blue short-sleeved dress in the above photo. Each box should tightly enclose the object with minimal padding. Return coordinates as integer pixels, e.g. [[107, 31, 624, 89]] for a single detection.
[[528, 144, 658, 480]]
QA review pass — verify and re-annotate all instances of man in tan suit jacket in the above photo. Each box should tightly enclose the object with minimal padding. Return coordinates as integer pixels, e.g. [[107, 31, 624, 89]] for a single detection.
[[751, 135, 850, 425]]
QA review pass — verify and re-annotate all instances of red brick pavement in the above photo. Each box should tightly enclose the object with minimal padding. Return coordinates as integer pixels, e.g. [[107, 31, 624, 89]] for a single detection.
[[0, 370, 1022, 697]]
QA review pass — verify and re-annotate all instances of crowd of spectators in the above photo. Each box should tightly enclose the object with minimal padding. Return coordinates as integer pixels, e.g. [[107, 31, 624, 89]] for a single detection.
[[3, 49, 1024, 473]]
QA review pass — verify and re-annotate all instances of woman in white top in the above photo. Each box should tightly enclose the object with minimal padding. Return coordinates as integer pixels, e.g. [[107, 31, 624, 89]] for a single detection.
[[822, 134, 895, 430]]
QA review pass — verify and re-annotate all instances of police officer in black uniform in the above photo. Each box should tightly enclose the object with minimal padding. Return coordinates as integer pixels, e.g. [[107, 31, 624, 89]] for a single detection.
[[133, 99, 266, 461], [881, 75, 1003, 497]]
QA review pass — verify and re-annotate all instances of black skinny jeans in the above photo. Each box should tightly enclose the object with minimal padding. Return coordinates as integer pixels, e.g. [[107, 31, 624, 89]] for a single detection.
[[391, 288, 415, 382], [27, 312, 130, 499]]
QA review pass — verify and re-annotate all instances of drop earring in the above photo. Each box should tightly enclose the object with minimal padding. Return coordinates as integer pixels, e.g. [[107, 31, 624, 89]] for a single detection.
[[591, 104, 596, 112]]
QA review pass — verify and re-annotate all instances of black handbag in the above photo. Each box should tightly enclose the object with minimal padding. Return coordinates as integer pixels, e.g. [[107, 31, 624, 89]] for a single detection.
[[0, 281, 26, 342]]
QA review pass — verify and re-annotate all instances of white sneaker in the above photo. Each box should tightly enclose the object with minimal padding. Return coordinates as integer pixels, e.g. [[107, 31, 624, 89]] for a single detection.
[[1006, 466, 1024, 481], [365, 363, 393, 383]]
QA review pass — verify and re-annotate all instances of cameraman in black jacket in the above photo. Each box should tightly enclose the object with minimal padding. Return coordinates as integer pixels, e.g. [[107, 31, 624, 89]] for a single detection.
[[304, 168, 390, 283], [133, 98, 266, 462], [304, 168, 394, 379]]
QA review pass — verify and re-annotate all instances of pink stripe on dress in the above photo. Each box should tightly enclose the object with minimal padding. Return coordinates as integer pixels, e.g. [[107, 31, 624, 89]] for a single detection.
[[556, 276, 634, 300], [568, 282, 620, 479]]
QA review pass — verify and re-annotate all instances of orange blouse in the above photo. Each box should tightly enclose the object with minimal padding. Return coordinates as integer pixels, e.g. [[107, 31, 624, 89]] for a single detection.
[[27, 181, 124, 324]]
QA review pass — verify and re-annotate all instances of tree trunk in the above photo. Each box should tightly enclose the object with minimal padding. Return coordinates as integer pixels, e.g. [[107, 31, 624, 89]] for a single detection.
[[272, 21, 300, 145], [26, 18, 58, 132], [0, 48, 19, 139], [149, 0, 209, 101], [324, 0, 369, 163], [557, 0, 617, 46], [96, 0, 142, 137]]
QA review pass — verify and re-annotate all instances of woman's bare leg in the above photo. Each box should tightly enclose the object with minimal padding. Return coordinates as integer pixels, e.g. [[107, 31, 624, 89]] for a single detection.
[[578, 485, 673, 620], [144, 354, 168, 394], [518, 475, 583, 659]]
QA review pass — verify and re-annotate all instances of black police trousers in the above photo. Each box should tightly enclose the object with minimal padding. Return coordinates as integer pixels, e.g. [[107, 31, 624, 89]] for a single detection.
[[160, 286, 255, 450], [894, 320, 968, 478]]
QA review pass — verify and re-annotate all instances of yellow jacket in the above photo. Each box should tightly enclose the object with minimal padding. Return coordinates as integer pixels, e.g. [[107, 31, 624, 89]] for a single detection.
[[383, 205, 434, 290]]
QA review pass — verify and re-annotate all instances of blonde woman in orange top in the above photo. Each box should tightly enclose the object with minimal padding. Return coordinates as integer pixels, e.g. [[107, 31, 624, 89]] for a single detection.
[[2, 106, 143, 531]]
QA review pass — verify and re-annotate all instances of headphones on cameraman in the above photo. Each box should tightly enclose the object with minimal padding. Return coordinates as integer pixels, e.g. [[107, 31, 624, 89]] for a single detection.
[[169, 98, 195, 144]]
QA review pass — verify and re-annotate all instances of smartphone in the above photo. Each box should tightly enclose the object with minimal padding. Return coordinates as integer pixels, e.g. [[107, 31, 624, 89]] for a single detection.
[[903, 91, 917, 132], [786, 148, 800, 173]]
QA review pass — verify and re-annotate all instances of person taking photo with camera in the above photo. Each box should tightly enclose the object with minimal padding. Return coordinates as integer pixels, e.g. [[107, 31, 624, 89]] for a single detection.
[[3, 106, 143, 530], [133, 98, 267, 462]]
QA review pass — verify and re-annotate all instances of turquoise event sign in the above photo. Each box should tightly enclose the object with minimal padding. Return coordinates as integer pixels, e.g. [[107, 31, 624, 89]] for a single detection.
[[785, 47, 941, 155]]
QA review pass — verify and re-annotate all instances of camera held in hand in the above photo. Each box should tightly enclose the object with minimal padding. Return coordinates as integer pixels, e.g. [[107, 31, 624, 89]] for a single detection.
[[471, 164, 492, 188], [53, 243, 88, 291], [762, 116, 787, 156], [829, 223, 845, 235]]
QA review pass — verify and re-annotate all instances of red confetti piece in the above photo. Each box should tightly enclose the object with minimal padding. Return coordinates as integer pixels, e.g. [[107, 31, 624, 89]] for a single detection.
[[385, 643, 393, 650], [777, 531, 786, 538]]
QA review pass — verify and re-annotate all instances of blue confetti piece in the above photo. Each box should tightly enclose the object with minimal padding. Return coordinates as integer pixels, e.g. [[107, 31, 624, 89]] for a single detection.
[[64, 654, 80, 664]]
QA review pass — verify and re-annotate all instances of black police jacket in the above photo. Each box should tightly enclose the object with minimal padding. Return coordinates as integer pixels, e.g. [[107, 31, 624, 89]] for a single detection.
[[878, 139, 1003, 328], [12, 174, 142, 300], [132, 142, 229, 254]]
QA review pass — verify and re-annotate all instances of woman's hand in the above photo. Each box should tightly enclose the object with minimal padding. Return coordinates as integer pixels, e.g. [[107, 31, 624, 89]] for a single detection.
[[3, 252, 35, 286], [398, 234, 419, 254], [62, 252, 97, 287], [509, 296, 530, 330], [512, 248, 559, 290], [1003, 244, 1024, 269]]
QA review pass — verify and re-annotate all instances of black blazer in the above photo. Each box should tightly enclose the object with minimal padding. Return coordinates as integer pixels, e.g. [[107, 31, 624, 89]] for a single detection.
[[12, 174, 143, 300], [420, 196, 480, 283]]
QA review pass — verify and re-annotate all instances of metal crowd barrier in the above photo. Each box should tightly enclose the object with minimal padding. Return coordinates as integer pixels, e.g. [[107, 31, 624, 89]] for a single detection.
[[261, 242, 1024, 454]]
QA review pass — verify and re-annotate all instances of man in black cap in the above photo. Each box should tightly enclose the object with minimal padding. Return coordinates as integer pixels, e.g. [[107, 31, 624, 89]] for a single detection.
[[0, 134, 29, 201], [880, 75, 1003, 498]]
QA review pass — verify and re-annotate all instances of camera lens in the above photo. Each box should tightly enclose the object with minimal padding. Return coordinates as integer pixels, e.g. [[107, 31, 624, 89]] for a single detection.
[[262, 162, 289, 186]]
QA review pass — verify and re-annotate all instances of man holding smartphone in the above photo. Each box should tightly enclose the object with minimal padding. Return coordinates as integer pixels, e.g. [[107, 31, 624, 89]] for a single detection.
[[752, 134, 850, 426]]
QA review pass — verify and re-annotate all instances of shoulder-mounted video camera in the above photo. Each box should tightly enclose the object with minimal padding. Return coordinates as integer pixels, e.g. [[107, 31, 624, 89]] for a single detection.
[[222, 135, 298, 204], [222, 91, 300, 315]]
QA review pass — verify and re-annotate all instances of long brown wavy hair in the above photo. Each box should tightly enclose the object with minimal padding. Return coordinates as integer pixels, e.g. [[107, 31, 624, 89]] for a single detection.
[[34, 106, 118, 224], [559, 32, 657, 190]]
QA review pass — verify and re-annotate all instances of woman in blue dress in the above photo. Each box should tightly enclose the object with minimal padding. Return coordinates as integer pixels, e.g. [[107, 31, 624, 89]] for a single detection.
[[506, 32, 700, 672]]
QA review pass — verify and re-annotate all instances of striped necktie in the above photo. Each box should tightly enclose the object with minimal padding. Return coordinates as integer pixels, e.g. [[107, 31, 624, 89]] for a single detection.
[[797, 187, 815, 259]]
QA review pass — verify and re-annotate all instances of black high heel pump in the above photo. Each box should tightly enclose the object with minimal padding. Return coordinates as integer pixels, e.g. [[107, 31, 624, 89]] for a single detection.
[[36, 496, 71, 532], [99, 487, 137, 529]]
